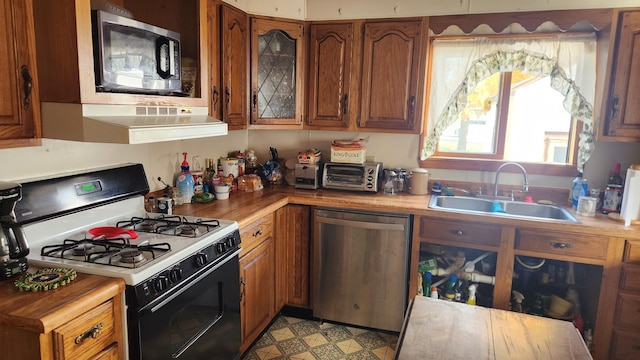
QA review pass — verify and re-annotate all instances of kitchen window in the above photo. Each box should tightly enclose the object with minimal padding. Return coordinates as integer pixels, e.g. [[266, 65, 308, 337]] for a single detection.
[[420, 34, 596, 175]]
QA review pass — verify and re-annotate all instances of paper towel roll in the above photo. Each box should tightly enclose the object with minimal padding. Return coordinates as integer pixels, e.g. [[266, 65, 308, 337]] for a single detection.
[[621, 165, 640, 226]]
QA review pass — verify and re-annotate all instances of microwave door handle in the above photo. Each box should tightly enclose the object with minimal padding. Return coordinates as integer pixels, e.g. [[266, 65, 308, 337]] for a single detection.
[[155, 36, 172, 79]]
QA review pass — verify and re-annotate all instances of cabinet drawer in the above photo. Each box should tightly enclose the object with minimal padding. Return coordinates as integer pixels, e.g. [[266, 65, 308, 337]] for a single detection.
[[624, 240, 640, 264], [420, 217, 501, 247], [240, 213, 274, 256], [615, 293, 640, 329], [620, 266, 640, 292], [53, 300, 117, 360], [610, 330, 640, 360], [515, 229, 608, 261], [610, 329, 640, 359]]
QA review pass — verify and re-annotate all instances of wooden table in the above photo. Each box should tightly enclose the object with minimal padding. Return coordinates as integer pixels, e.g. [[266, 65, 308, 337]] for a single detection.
[[395, 296, 592, 359]]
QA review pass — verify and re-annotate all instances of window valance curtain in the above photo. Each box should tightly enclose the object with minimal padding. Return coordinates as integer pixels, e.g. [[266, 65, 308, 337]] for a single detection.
[[421, 34, 596, 171]]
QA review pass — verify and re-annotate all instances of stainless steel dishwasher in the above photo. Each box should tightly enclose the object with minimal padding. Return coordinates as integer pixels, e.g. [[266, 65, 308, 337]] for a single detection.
[[312, 207, 412, 332]]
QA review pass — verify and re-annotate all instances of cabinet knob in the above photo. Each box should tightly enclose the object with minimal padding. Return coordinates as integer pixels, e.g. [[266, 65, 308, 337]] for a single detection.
[[450, 229, 465, 236], [75, 322, 104, 344]]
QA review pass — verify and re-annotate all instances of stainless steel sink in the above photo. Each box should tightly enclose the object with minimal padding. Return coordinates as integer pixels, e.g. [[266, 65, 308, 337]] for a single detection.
[[428, 196, 580, 223]]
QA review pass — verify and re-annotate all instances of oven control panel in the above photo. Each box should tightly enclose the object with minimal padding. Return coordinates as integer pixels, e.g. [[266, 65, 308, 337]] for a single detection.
[[128, 229, 241, 308]]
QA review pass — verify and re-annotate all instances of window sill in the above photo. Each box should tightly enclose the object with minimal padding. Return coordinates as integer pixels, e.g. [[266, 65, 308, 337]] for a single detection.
[[419, 157, 577, 177]]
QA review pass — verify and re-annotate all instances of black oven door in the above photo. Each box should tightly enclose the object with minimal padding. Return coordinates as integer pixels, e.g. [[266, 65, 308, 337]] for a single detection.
[[131, 250, 241, 360]]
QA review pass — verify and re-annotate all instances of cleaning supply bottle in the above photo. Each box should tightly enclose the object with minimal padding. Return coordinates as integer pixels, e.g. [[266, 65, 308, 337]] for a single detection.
[[445, 274, 458, 300], [467, 284, 478, 305], [176, 152, 195, 204], [423, 272, 432, 297], [571, 172, 588, 209], [430, 286, 439, 299]]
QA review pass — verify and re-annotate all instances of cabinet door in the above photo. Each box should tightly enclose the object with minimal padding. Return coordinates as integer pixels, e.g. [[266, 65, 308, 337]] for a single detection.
[[250, 18, 304, 126], [221, 4, 249, 129], [239, 237, 275, 352], [601, 10, 640, 140], [359, 20, 425, 132], [0, 0, 40, 145], [286, 205, 310, 307], [307, 23, 353, 129]]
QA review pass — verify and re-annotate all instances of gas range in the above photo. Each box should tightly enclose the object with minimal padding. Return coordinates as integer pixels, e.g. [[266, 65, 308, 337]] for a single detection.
[[24, 196, 239, 286], [15, 163, 243, 359]]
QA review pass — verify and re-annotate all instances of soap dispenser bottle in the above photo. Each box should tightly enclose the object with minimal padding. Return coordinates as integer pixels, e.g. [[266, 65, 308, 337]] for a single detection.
[[176, 152, 195, 204]]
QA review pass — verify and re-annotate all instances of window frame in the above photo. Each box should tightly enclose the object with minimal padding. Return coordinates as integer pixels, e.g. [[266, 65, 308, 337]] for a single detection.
[[419, 34, 587, 177]]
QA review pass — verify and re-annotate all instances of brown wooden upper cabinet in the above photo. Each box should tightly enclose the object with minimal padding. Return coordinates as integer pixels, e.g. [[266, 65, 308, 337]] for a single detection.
[[0, 0, 41, 147], [209, 2, 249, 130], [306, 19, 427, 133], [250, 18, 304, 127], [307, 22, 354, 129], [600, 9, 640, 141]]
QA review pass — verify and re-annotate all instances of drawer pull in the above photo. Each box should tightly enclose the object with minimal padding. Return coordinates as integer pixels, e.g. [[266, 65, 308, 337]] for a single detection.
[[252, 228, 263, 237], [549, 242, 573, 249], [75, 322, 104, 344], [450, 229, 466, 236]]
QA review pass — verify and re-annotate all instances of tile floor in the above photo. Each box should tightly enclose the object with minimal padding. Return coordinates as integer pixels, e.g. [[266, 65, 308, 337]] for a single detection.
[[241, 315, 398, 360]]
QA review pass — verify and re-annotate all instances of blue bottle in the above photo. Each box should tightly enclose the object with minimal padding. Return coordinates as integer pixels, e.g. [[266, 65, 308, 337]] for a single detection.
[[571, 172, 588, 209]]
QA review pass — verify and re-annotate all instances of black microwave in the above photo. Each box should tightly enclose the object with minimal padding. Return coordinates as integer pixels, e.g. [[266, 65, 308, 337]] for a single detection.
[[91, 10, 182, 95]]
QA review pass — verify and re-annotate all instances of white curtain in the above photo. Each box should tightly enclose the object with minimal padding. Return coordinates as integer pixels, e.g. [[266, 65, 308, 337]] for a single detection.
[[421, 34, 597, 171]]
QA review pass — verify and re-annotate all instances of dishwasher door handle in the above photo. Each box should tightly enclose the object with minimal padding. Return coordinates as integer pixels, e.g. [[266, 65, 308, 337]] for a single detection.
[[315, 216, 406, 231]]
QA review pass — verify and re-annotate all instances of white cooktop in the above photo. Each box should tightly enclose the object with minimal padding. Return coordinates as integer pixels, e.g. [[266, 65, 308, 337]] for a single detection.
[[24, 197, 238, 285]]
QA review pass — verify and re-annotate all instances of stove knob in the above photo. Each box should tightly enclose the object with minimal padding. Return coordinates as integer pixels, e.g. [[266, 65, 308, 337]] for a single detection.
[[169, 267, 183, 283], [225, 237, 236, 248], [153, 276, 170, 292], [216, 242, 227, 254], [195, 253, 208, 267]]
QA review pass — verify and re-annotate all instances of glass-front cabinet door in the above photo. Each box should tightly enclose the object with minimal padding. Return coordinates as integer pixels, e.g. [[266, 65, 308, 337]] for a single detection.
[[250, 18, 303, 126]]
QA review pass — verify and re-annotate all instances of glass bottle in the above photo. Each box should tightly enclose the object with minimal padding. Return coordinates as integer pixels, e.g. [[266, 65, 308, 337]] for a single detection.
[[607, 162, 623, 186]]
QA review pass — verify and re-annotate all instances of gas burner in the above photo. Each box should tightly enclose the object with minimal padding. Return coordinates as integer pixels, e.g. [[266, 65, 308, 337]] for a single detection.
[[72, 243, 95, 256], [136, 221, 158, 232], [119, 249, 145, 263], [175, 225, 199, 237]]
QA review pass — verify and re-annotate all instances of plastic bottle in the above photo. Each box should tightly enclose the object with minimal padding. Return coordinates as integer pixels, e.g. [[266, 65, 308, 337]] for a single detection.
[[176, 152, 195, 204], [423, 272, 432, 297], [467, 284, 478, 305], [445, 274, 458, 300], [571, 172, 588, 209], [430, 286, 439, 299]]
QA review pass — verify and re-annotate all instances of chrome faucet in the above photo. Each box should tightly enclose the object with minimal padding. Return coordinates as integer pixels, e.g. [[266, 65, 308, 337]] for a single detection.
[[493, 162, 529, 199]]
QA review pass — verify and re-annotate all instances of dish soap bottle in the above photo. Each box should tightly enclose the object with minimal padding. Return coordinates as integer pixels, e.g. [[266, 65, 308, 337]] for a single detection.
[[176, 152, 195, 204], [571, 172, 588, 209]]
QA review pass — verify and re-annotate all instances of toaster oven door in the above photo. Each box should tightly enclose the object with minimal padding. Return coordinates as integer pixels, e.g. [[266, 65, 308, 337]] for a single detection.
[[323, 163, 368, 190]]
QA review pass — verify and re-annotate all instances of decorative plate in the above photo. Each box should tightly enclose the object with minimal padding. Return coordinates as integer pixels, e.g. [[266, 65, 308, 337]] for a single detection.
[[14, 268, 78, 292]]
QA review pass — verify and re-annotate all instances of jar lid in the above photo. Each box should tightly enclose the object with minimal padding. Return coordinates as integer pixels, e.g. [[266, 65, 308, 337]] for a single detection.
[[411, 168, 428, 173]]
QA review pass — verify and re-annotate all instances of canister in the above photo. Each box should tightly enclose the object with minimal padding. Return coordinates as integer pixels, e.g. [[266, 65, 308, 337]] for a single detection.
[[219, 157, 239, 178], [603, 184, 623, 213]]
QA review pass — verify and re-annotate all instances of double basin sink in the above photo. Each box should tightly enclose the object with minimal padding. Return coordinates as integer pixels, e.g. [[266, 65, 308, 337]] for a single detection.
[[428, 196, 580, 223]]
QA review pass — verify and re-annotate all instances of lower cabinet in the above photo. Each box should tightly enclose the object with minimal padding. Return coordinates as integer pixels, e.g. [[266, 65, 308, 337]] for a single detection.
[[0, 275, 124, 360], [239, 213, 276, 353], [239, 237, 276, 353], [610, 239, 640, 359]]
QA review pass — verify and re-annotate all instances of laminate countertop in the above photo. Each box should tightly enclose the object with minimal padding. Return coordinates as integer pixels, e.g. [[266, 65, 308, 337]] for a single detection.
[[395, 296, 592, 359], [167, 185, 640, 239]]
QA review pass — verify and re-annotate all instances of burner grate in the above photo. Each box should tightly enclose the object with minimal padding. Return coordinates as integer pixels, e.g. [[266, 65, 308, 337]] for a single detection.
[[40, 238, 171, 269]]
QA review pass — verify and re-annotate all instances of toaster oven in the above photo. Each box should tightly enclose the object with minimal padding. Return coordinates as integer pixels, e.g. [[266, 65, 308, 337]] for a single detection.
[[322, 162, 382, 192]]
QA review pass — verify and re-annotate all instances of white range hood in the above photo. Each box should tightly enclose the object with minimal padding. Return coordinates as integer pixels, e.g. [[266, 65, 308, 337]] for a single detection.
[[41, 103, 228, 144]]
